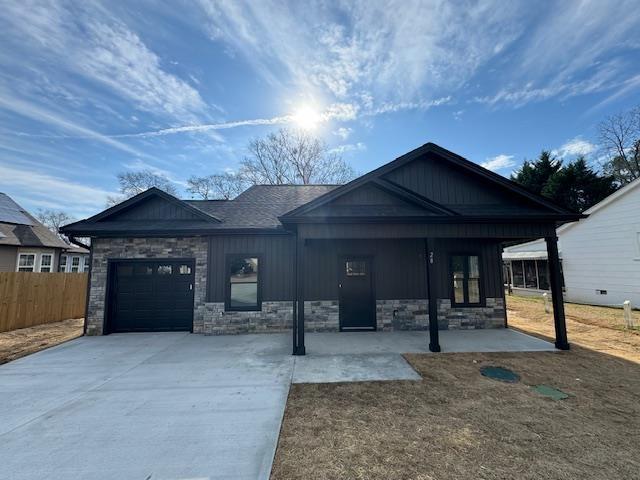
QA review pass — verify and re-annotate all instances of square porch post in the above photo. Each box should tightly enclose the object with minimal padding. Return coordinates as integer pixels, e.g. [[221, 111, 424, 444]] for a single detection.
[[293, 235, 306, 355], [425, 239, 441, 352], [545, 235, 570, 350]]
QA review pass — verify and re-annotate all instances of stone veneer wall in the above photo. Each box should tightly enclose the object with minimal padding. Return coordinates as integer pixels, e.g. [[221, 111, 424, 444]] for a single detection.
[[87, 237, 208, 335], [436, 298, 506, 330], [376, 299, 429, 331], [303, 298, 505, 331], [195, 301, 293, 335]]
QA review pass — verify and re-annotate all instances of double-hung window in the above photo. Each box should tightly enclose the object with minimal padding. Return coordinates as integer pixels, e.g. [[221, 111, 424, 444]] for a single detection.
[[451, 254, 482, 306], [226, 255, 260, 311], [70, 256, 80, 272], [39, 254, 53, 272], [59, 255, 68, 272], [17, 253, 36, 272]]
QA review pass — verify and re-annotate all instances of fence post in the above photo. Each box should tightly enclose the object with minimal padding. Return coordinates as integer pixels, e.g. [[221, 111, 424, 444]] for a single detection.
[[623, 300, 633, 328], [542, 292, 551, 314]]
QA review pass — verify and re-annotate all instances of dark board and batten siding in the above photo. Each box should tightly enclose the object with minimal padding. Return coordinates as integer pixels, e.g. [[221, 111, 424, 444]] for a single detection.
[[383, 153, 546, 213], [303, 239, 427, 301], [207, 235, 295, 302], [206, 235, 514, 304], [298, 222, 556, 240], [113, 196, 204, 221], [431, 239, 504, 299]]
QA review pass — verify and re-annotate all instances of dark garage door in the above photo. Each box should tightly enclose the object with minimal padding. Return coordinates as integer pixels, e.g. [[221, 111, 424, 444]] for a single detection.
[[108, 259, 195, 333]]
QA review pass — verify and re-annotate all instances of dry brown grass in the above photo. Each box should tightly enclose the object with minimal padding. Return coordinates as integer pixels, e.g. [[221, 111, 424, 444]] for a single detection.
[[272, 297, 640, 480], [0, 318, 83, 364], [507, 295, 640, 363]]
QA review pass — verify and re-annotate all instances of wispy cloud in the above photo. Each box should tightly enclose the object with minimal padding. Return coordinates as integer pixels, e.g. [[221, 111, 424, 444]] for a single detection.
[[0, 0, 207, 123], [552, 137, 597, 159], [196, 1, 526, 102], [330, 142, 366, 154], [0, 92, 150, 158], [333, 127, 352, 140], [481, 154, 516, 171], [0, 163, 113, 216]]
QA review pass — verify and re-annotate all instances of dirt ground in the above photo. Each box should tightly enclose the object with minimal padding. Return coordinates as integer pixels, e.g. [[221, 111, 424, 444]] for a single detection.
[[507, 295, 640, 363], [272, 297, 640, 480], [0, 318, 83, 364]]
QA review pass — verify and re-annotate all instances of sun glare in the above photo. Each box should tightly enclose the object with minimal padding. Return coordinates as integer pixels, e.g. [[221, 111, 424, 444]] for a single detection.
[[292, 105, 322, 130]]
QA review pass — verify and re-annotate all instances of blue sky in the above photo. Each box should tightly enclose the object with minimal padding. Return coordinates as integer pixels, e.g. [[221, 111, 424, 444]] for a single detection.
[[0, 0, 639, 218]]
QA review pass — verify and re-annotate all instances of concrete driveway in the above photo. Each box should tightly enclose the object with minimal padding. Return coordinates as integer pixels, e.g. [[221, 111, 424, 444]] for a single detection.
[[0, 329, 552, 479], [0, 333, 294, 480]]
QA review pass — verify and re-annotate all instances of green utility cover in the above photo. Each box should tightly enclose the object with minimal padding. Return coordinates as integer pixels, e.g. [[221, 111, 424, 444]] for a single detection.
[[480, 366, 520, 383], [532, 385, 569, 400]]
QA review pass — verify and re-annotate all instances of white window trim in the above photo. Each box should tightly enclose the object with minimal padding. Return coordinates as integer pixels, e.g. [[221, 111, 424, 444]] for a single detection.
[[70, 256, 81, 273], [39, 253, 53, 272], [16, 252, 37, 272], [59, 254, 68, 272]]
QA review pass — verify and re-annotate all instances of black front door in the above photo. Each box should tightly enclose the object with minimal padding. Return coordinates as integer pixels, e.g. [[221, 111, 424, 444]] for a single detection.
[[108, 259, 195, 333], [339, 257, 375, 331]]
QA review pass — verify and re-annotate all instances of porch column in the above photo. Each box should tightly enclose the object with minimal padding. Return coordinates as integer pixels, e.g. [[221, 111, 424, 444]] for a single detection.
[[293, 236, 306, 355], [425, 239, 441, 352], [545, 235, 570, 350]]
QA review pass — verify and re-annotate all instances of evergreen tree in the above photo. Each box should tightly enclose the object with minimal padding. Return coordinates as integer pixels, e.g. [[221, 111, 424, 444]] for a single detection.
[[541, 157, 617, 213], [510, 151, 562, 195]]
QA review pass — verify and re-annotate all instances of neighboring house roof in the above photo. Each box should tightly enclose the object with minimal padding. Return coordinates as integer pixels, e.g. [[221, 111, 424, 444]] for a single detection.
[[502, 238, 552, 260], [61, 142, 583, 237], [0, 193, 70, 249]]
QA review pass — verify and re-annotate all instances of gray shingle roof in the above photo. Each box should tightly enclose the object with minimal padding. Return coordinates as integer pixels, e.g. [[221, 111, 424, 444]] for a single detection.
[[186, 185, 339, 229], [0, 193, 70, 248], [61, 185, 339, 235]]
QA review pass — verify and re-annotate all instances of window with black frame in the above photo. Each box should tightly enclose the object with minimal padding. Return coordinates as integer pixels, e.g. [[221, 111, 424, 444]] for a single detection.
[[451, 254, 482, 306], [227, 256, 260, 310]]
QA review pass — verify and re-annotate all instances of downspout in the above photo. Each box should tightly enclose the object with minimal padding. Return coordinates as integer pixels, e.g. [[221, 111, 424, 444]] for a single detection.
[[70, 235, 91, 336]]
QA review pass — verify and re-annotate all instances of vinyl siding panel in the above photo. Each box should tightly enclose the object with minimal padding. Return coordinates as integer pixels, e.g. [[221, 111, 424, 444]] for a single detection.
[[0, 246, 17, 272], [560, 185, 640, 307]]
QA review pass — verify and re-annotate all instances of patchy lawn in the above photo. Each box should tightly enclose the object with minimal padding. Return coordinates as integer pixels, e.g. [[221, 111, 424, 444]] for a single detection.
[[272, 298, 640, 479], [507, 295, 640, 363], [0, 318, 83, 364]]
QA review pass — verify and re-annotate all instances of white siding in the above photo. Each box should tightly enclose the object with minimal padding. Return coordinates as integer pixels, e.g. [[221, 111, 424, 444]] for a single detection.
[[560, 184, 640, 308]]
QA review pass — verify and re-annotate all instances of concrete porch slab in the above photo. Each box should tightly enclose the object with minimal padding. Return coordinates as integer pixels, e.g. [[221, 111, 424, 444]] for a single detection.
[[292, 353, 421, 384], [303, 328, 554, 355]]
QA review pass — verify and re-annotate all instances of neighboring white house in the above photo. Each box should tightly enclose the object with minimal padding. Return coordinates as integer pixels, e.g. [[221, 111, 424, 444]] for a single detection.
[[503, 177, 640, 308]]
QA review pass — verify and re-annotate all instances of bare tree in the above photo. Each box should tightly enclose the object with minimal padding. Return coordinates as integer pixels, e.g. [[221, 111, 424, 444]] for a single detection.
[[240, 128, 355, 185], [107, 170, 178, 206], [598, 106, 640, 185], [187, 173, 250, 199], [36, 209, 75, 240]]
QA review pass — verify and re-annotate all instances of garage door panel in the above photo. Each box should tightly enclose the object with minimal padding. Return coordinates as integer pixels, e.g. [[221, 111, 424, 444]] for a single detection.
[[108, 260, 195, 333]]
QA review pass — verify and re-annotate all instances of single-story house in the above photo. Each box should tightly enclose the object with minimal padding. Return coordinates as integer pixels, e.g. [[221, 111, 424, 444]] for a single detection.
[[61, 143, 583, 353], [503, 176, 640, 308], [502, 239, 555, 296], [0, 192, 78, 272]]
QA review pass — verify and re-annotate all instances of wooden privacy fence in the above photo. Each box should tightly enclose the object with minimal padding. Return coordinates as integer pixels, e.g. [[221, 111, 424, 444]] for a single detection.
[[0, 272, 88, 333]]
